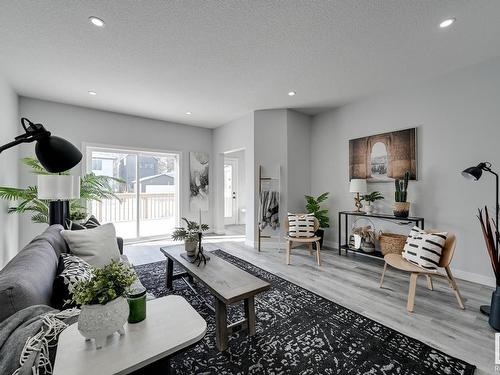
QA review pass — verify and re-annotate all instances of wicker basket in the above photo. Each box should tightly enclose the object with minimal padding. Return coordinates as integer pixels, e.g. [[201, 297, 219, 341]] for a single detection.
[[379, 232, 407, 256]]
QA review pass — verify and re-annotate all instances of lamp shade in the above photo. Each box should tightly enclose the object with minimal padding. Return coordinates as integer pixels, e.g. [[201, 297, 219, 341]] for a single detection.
[[37, 175, 80, 200], [349, 179, 367, 193], [462, 165, 483, 181], [35, 136, 83, 173]]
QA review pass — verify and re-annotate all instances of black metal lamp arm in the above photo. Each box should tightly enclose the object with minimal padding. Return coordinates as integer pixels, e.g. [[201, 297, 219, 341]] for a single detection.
[[0, 118, 50, 154], [481, 162, 499, 252]]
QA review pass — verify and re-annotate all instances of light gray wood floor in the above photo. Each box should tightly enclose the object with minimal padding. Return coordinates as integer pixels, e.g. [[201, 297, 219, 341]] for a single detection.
[[125, 238, 495, 375]]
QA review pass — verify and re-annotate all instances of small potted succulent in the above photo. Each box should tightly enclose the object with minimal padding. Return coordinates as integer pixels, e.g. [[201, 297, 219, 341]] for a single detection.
[[362, 191, 384, 214], [305, 192, 330, 249], [394, 170, 411, 218], [172, 217, 209, 256], [69, 260, 137, 349]]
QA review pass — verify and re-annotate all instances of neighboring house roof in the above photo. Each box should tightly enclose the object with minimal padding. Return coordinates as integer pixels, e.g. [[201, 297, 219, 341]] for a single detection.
[[132, 172, 175, 184]]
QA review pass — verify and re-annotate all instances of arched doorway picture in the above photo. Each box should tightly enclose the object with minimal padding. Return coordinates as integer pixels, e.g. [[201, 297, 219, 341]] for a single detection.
[[349, 128, 417, 182]]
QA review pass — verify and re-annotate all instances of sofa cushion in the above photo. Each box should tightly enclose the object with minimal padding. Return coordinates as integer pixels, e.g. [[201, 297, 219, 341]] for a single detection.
[[61, 223, 121, 268], [0, 228, 60, 322], [52, 254, 93, 309]]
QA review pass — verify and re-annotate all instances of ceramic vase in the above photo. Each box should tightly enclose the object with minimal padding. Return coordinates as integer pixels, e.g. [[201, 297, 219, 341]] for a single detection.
[[78, 296, 129, 349], [489, 286, 500, 331], [393, 202, 410, 218], [185, 241, 197, 257]]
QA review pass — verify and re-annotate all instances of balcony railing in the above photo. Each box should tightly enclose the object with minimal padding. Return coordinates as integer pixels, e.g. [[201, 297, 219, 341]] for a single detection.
[[91, 192, 176, 223]]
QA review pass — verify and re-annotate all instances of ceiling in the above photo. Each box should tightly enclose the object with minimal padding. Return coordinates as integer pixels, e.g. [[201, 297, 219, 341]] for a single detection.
[[1, 1, 500, 128]]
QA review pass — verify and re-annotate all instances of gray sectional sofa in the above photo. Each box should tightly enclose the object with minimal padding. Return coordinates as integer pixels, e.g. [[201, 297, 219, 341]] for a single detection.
[[0, 224, 129, 323]]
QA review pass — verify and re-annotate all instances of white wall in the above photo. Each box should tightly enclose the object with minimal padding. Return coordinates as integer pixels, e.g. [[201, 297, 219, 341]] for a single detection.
[[225, 150, 246, 224], [286, 110, 312, 213], [213, 112, 255, 244], [18, 98, 213, 247], [311, 56, 500, 286], [0, 76, 19, 267]]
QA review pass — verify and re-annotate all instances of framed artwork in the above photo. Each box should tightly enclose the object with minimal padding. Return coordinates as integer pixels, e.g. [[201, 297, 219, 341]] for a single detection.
[[349, 128, 417, 182], [189, 151, 209, 210]]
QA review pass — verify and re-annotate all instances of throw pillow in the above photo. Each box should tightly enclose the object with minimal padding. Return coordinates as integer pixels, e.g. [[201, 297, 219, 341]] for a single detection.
[[52, 253, 92, 309], [64, 215, 101, 230], [402, 226, 448, 270], [61, 223, 121, 267], [288, 213, 316, 238]]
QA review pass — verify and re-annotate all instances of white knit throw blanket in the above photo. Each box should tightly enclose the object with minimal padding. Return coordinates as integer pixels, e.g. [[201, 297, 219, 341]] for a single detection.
[[12, 308, 80, 375]]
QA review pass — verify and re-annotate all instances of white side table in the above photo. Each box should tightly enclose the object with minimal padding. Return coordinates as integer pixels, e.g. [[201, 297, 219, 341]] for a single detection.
[[53, 295, 206, 375]]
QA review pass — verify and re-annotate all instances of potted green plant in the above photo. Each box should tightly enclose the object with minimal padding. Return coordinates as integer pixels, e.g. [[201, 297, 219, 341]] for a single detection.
[[69, 260, 137, 349], [305, 192, 330, 248], [362, 191, 384, 214], [172, 217, 209, 256], [394, 170, 411, 218], [0, 157, 123, 223]]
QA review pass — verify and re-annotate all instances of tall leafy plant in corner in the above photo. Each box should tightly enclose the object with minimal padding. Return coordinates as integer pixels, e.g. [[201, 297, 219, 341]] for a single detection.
[[0, 157, 123, 224], [304, 192, 330, 229]]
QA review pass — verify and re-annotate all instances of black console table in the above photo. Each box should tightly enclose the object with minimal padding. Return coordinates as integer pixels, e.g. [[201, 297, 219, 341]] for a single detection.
[[338, 211, 425, 258]]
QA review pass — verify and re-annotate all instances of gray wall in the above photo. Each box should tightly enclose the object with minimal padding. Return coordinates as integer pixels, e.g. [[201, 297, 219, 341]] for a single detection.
[[18, 98, 213, 247], [213, 112, 255, 244], [0, 77, 19, 267], [311, 57, 500, 286]]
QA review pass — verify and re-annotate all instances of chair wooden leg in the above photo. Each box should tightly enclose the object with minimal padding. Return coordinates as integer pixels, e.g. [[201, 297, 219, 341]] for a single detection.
[[379, 262, 388, 288], [407, 273, 418, 312], [308, 242, 313, 256], [426, 275, 434, 291], [445, 266, 465, 310], [315, 241, 321, 266], [286, 240, 292, 265]]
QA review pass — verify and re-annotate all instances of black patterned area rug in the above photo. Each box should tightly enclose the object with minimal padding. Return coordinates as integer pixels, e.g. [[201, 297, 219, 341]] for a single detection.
[[134, 250, 475, 375]]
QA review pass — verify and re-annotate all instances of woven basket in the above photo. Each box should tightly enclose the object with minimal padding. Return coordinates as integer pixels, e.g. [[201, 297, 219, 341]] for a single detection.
[[379, 232, 407, 256]]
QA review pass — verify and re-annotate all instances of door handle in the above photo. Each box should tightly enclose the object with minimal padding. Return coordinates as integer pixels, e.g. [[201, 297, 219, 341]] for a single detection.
[[232, 192, 236, 199]]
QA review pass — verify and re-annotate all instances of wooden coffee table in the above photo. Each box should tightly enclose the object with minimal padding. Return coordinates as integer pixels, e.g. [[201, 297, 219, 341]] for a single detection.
[[160, 246, 271, 351], [53, 295, 206, 375]]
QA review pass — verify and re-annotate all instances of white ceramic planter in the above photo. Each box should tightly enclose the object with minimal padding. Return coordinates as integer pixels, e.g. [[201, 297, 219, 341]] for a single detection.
[[78, 296, 129, 349], [185, 241, 197, 256], [364, 204, 374, 214]]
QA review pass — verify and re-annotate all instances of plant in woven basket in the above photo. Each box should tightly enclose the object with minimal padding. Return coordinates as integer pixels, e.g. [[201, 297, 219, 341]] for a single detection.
[[394, 171, 410, 202]]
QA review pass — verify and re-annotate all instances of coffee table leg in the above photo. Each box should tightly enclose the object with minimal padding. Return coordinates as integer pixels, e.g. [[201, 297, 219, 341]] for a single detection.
[[215, 298, 228, 351], [244, 296, 256, 336], [166, 258, 173, 289]]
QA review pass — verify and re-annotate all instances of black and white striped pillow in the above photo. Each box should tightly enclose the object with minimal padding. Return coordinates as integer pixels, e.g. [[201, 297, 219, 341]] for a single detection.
[[288, 213, 316, 238], [402, 226, 447, 270]]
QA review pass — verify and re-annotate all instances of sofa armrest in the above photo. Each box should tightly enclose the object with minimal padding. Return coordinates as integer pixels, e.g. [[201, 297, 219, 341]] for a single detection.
[[117, 237, 124, 255]]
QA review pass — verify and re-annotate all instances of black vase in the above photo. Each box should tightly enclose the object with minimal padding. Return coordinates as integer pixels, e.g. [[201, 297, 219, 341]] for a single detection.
[[489, 286, 500, 331], [314, 229, 324, 250]]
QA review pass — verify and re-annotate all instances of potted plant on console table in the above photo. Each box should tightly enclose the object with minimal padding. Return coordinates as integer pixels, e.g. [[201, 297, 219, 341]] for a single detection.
[[305, 192, 330, 249], [172, 217, 209, 256], [69, 260, 137, 349], [362, 191, 384, 214], [394, 170, 411, 218]]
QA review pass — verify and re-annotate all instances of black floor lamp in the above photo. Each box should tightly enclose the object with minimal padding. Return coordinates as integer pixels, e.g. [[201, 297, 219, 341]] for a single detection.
[[0, 118, 83, 225], [462, 161, 499, 316]]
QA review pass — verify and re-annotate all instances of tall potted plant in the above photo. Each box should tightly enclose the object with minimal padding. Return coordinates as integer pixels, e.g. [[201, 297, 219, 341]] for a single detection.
[[394, 171, 411, 218], [172, 217, 209, 256], [69, 260, 137, 349], [362, 191, 384, 214], [0, 157, 123, 223], [305, 192, 330, 248]]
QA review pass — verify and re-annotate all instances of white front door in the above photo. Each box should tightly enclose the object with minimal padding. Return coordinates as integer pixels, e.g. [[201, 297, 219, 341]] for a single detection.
[[224, 158, 238, 225]]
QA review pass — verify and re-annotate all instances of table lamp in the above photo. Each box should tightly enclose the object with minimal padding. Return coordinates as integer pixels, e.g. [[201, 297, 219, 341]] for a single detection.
[[38, 175, 81, 225], [349, 179, 367, 213]]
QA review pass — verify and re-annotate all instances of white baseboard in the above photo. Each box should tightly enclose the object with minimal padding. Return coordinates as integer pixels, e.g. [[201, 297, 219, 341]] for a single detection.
[[322, 241, 494, 287]]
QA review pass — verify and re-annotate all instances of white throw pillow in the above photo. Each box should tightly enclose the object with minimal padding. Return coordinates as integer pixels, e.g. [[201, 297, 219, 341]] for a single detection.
[[61, 223, 121, 268], [402, 226, 447, 270], [288, 213, 316, 238]]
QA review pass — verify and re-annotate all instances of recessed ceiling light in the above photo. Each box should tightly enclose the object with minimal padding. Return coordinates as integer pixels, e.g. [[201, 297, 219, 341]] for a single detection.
[[88, 91, 97, 96], [439, 18, 455, 28], [89, 16, 105, 28], [288, 91, 296, 96], [185, 111, 192, 115]]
